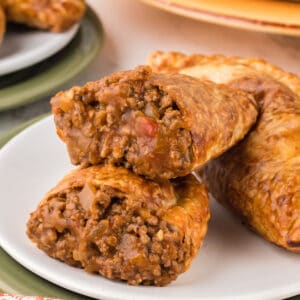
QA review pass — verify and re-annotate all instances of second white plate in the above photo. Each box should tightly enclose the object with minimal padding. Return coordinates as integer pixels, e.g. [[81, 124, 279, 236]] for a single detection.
[[0, 24, 79, 76], [0, 116, 299, 300]]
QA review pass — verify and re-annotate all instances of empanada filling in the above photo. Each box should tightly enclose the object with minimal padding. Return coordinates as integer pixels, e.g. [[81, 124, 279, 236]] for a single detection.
[[53, 77, 193, 179], [27, 181, 190, 286]]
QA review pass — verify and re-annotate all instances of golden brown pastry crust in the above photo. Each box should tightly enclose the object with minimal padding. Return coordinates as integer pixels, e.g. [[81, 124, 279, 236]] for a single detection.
[[148, 51, 300, 252], [1, 0, 86, 32], [0, 5, 5, 45], [148, 51, 300, 96], [27, 165, 210, 286], [51, 66, 257, 179]]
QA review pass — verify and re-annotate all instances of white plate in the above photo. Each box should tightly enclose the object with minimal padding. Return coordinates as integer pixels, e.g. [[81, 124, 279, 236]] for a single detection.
[[0, 24, 79, 76], [0, 116, 299, 300]]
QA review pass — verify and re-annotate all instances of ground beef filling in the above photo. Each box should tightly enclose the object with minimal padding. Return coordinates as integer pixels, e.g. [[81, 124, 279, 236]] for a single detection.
[[27, 183, 190, 286], [53, 80, 193, 179]]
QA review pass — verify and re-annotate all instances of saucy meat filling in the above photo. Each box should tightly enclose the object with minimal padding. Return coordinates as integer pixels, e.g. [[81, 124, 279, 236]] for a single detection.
[[52, 68, 192, 179], [27, 167, 206, 286]]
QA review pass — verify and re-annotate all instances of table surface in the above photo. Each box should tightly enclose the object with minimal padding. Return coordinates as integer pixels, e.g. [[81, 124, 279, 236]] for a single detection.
[[0, 0, 299, 134]]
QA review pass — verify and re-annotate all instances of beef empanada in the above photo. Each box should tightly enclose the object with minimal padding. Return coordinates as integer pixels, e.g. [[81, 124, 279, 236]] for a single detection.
[[27, 165, 210, 286], [1, 0, 86, 32], [51, 66, 257, 179], [0, 5, 5, 45], [148, 51, 300, 252]]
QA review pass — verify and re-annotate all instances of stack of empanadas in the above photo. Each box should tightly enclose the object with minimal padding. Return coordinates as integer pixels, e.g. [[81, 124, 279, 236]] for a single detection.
[[27, 49, 300, 287], [0, 0, 86, 45], [27, 65, 259, 285]]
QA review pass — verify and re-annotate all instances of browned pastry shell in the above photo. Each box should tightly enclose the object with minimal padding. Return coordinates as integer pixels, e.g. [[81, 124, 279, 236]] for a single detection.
[[148, 51, 300, 252], [51, 65, 257, 179], [1, 0, 86, 32], [27, 165, 210, 286]]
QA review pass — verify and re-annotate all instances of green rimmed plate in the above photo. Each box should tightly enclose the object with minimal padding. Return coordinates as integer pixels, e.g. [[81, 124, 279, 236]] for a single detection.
[[0, 7, 103, 112], [0, 115, 92, 299]]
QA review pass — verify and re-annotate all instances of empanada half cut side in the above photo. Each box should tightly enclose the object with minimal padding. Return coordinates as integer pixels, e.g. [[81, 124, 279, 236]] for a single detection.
[[51, 66, 257, 179], [27, 165, 210, 286]]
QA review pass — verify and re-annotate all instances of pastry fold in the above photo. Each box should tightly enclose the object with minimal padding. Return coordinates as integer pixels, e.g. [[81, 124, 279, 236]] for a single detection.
[[1, 0, 86, 32], [148, 51, 300, 252], [51, 66, 257, 179], [27, 165, 210, 286]]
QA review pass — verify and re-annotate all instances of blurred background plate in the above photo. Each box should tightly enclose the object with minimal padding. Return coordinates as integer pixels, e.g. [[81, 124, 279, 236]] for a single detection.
[[0, 7, 103, 112], [0, 23, 79, 76], [141, 0, 300, 36]]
